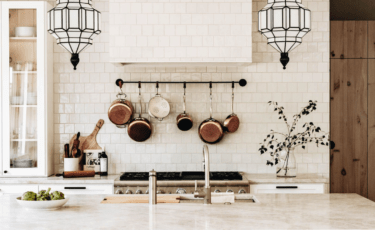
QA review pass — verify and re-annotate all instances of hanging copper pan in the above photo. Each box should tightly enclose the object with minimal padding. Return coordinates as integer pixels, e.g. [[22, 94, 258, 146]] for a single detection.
[[128, 83, 152, 142], [176, 83, 193, 131], [108, 81, 134, 128], [198, 83, 224, 144], [223, 82, 240, 133]]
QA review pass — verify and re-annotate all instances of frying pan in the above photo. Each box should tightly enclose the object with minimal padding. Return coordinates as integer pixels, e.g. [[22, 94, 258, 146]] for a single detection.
[[128, 83, 152, 142], [223, 82, 240, 133], [176, 83, 193, 131], [108, 81, 134, 128], [148, 82, 170, 121], [198, 83, 224, 144]]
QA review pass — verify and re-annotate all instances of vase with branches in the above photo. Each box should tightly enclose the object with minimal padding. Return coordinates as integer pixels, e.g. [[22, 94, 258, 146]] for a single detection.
[[258, 100, 330, 177]]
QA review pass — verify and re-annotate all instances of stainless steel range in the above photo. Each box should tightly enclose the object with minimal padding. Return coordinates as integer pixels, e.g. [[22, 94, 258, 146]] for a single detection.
[[114, 171, 249, 195]]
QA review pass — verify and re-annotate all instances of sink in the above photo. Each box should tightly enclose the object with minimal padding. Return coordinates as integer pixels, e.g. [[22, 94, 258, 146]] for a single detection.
[[178, 194, 258, 204]]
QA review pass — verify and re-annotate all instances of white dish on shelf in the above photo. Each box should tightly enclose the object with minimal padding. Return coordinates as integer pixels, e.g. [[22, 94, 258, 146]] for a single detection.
[[27, 96, 37, 105], [16, 197, 69, 210], [15, 27, 36, 37], [11, 96, 23, 105]]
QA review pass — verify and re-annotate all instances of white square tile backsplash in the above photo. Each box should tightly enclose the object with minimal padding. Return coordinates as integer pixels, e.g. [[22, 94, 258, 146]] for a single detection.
[[29, 0, 329, 176]]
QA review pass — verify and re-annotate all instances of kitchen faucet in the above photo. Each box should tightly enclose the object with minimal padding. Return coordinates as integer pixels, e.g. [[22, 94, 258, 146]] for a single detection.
[[194, 145, 211, 205]]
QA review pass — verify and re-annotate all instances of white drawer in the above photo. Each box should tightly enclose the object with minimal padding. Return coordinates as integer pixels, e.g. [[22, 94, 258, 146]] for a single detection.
[[0, 185, 39, 194], [250, 184, 325, 194], [39, 184, 113, 195]]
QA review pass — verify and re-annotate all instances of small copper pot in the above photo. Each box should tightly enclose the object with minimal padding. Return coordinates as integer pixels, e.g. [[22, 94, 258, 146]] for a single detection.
[[108, 81, 134, 128], [223, 87, 240, 133]]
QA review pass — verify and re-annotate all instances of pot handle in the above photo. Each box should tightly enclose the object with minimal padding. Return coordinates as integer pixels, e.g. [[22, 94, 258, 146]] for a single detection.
[[138, 81, 142, 118], [183, 82, 186, 114], [231, 81, 234, 114], [209, 82, 213, 119]]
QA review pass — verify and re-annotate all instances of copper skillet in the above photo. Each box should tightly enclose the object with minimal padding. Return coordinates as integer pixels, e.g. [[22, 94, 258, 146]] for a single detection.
[[223, 82, 240, 133], [108, 80, 134, 128], [198, 83, 224, 144], [127, 82, 152, 142], [176, 82, 193, 131]]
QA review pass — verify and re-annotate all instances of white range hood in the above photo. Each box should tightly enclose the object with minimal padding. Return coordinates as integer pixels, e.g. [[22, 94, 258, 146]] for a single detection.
[[109, 0, 252, 66]]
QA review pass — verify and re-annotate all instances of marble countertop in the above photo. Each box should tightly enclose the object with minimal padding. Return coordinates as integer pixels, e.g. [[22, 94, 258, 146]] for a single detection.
[[0, 194, 374, 229], [243, 173, 329, 184], [0, 175, 118, 184]]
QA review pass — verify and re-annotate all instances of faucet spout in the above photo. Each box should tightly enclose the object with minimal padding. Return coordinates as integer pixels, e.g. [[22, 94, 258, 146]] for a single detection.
[[194, 145, 211, 205]]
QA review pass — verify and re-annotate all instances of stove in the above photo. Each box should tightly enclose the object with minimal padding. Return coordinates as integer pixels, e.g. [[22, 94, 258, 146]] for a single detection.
[[119, 171, 243, 181], [115, 171, 248, 195]]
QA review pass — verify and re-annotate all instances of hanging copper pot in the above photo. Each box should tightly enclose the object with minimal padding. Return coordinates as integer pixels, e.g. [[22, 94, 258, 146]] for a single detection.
[[198, 83, 224, 144], [223, 82, 240, 133], [176, 83, 193, 131], [128, 83, 152, 142], [108, 81, 134, 128]]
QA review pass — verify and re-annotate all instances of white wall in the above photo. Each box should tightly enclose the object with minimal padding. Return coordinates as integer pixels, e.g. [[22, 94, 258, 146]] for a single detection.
[[49, 0, 330, 176]]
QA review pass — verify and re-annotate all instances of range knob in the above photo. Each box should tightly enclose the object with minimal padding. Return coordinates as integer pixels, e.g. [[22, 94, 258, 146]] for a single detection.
[[176, 188, 187, 194], [214, 189, 221, 193], [135, 189, 142, 194], [125, 189, 133, 194], [226, 189, 234, 193], [115, 189, 123, 194], [156, 190, 164, 194], [238, 189, 246, 194]]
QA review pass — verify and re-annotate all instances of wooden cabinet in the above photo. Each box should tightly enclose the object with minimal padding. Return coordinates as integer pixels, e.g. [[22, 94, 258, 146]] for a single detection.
[[0, 1, 53, 177], [330, 59, 368, 197], [368, 59, 375, 201], [250, 184, 326, 194], [368, 22, 375, 58], [330, 21, 367, 59]]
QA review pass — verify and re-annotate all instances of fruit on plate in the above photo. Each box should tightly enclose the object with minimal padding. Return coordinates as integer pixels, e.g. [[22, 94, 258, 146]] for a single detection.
[[37, 188, 51, 201], [50, 191, 65, 200], [22, 191, 37, 201]]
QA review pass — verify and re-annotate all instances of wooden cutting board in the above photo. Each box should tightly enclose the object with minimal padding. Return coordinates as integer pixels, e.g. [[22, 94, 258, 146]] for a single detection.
[[69, 119, 104, 170], [101, 195, 181, 204]]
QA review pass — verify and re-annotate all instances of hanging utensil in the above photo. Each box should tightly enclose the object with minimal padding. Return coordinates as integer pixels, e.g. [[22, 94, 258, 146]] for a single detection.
[[148, 82, 170, 121], [223, 82, 240, 133], [108, 80, 134, 128], [176, 82, 193, 131], [198, 82, 224, 144], [128, 82, 152, 142], [64, 144, 70, 158], [71, 132, 81, 158]]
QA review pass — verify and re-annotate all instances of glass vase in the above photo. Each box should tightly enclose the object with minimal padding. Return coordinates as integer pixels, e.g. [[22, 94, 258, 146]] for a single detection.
[[276, 147, 297, 177]]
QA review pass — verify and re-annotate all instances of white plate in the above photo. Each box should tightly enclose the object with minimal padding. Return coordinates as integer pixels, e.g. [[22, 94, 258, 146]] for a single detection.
[[16, 197, 69, 210]]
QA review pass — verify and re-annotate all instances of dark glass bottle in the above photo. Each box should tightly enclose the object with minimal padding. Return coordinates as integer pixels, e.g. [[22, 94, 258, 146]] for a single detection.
[[99, 146, 108, 176]]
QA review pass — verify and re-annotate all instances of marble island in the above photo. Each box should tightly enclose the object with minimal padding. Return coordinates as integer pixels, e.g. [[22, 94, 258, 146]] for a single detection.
[[0, 194, 374, 229]]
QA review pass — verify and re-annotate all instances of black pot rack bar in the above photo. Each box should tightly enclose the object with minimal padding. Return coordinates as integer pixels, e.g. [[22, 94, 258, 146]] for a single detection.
[[115, 78, 247, 88]]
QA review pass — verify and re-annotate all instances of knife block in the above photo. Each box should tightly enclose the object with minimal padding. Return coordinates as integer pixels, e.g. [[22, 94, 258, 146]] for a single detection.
[[64, 158, 79, 172]]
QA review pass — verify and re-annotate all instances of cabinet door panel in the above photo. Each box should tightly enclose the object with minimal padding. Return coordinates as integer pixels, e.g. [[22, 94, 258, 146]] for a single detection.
[[330, 59, 368, 197], [331, 21, 367, 59], [368, 59, 375, 201], [368, 21, 375, 58]]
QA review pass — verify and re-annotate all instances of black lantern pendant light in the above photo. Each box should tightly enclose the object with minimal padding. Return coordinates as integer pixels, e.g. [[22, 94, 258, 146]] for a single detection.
[[258, 0, 311, 70], [47, 0, 101, 70]]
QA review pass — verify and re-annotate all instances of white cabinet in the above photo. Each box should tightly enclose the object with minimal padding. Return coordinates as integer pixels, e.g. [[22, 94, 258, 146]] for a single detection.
[[0, 184, 38, 194], [39, 184, 114, 195], [250, 184, 326, 194], [0, 1, 53, 177], [109, 0, 252, 66]]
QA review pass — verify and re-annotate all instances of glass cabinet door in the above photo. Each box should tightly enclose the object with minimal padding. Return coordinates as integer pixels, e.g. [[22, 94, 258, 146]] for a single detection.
[[2, 2, 46, 176]]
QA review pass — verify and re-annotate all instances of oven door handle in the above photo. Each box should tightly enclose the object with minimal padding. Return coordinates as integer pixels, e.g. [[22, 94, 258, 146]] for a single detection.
[[64, 187, 86, 190], [276, 186, 298, 189]]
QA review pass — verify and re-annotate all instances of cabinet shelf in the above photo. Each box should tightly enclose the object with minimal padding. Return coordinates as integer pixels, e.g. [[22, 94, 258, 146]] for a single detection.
[[9, 37, 36, 41], [10, 105, 37, 107], [11, 139, 37, 142], [12, 71, 37, 74]]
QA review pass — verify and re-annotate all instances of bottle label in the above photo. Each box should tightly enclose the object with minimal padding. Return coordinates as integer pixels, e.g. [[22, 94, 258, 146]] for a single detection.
[[100, 158, 107, 172]]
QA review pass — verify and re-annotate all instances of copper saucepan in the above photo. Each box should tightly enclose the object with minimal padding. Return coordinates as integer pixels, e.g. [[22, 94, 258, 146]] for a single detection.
[[223, 82, 240, 133], [198, 83, 224, 144], [128, 83, 152, 142], [176, 83, 193, 131], [108, 81, 134, 128]]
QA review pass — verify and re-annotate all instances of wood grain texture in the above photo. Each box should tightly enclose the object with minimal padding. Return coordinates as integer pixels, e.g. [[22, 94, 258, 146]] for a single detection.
[[368, 59, 375, 201], [368, 21, 375, 58], [330, 59, 368, 197], [330, 21, 367, 59]]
